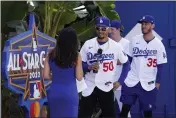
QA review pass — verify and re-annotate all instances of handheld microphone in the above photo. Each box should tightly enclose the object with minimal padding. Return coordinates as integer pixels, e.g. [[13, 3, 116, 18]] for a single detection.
[[93, 48, 103, 73]]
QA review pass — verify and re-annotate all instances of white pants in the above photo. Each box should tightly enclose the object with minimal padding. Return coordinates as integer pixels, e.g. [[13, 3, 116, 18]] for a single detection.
[[114, 86, 131, 118]]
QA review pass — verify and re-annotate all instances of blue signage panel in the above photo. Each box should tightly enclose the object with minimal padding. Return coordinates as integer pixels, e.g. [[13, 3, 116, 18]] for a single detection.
[[2, 14, 56, 117]]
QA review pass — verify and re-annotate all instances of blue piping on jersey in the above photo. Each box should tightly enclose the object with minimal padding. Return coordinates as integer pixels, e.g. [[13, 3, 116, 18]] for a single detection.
[[89, 59, 112, 64], [133, 54, 156, 56], [98, 40, 107, 45], [128, 55, 132, 64]]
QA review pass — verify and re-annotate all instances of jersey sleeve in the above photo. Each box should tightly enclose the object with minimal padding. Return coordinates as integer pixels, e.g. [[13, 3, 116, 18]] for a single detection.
[[117, 44, 128, 64], [123, 40, 130, 54], [80, 41, 87, 62], [125, 39, 133, 57], [157, 42, 167, 64]]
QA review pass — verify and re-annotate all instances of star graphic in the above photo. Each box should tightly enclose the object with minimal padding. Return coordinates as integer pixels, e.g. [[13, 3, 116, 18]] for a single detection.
[[2, 13, 57, 118], [23, 74, 29, 100]]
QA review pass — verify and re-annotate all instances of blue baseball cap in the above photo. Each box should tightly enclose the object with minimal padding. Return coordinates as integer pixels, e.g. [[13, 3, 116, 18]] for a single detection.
[[138, 15, 155, 24], [111, 20, 121, 29], [95, 16, 110, 27]]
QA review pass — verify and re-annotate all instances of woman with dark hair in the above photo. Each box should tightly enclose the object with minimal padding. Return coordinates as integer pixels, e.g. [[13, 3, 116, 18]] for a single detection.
[[43, 27, 83, 117]]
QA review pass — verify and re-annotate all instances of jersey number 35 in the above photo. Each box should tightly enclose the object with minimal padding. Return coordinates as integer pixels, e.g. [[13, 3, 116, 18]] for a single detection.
[[147, 58, 157, 67]]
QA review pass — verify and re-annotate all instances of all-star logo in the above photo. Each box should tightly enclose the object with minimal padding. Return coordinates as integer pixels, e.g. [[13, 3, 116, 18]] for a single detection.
[[6, 26, 52, 100], [163, 52, 167, 59], [2, 24, 56, 117]]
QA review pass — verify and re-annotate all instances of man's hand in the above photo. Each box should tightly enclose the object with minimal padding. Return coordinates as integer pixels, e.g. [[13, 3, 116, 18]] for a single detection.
[[88, 62, 99, 71], [113, 81, 121, 91], [117, 59, 122, 65], [156, 83, 160, 90]]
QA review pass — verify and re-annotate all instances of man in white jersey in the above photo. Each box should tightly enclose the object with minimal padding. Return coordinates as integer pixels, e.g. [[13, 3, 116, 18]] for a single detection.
[[110, 20, 130, 117], [120, 15, 167, 118], [78, 16, 128, 117]]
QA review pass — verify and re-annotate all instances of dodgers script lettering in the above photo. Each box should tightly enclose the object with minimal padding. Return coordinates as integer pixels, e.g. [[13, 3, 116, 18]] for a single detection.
[[133, 47, 157, 56]]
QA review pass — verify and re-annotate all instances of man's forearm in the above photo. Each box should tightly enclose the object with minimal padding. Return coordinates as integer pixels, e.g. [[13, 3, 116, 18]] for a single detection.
[[82, 61, 90, 73], [118, 60, 130, 84], [127, 55, 132, 64], [156, 64, 165, 83]]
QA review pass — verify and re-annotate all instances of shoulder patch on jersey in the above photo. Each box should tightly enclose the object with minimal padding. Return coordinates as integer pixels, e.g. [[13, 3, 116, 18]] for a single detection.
[[163, 52, 167, 59]]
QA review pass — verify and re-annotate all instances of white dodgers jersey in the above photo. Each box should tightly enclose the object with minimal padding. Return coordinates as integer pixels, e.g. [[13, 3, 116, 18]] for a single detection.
[[125, 34, 167, 91], [113, 38, 129, 83], [80, 37, 128, 97]]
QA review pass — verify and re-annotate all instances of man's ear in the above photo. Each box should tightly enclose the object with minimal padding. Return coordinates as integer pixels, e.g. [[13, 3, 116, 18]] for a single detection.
[[107, 27, 111, 33], [117, 28, 121, 32], [152, 24, 155, 29]]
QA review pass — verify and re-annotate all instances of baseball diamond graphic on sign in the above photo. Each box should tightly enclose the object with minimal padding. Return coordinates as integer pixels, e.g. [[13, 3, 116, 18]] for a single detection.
[[2, 13, 56, 117]]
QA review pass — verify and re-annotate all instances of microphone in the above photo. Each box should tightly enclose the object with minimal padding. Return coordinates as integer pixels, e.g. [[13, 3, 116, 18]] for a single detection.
[[93, 48, 103, 73]]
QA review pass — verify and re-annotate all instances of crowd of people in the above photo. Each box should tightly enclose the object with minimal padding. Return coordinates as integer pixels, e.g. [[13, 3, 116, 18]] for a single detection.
[[43, 15, 167, 118]]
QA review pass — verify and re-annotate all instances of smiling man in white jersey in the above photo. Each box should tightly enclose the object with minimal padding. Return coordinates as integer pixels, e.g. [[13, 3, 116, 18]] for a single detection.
[[109, 20, 130, 117], [78, 16, 128, 117], [119, 15, 167, 118]]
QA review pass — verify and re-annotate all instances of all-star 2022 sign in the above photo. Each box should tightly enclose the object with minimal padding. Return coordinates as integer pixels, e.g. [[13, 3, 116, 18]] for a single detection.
[[2, 14, 56, 117]]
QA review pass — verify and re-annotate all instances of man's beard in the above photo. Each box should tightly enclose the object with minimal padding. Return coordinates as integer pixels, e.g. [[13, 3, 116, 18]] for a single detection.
[[98, 36, 104, 39], [97, 33, 105, 40], [142, 28, 152, 35]]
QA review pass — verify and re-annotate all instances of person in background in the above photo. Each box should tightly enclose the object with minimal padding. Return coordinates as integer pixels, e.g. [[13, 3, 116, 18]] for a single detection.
[[110, 19, 130, 117], [43, 27, 83, 117]]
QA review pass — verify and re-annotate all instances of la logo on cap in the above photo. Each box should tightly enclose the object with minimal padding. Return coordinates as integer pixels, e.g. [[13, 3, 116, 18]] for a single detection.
[[100, 18, 103, 23], [143, 16, 145, 19]]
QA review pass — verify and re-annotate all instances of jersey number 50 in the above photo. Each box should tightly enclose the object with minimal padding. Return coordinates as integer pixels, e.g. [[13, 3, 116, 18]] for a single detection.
[[103, 61, 114, 72], [147, 58, 157, 67]]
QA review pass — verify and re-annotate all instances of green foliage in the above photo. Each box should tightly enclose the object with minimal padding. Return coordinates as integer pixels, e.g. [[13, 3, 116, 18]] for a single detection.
[[1, 1, 28, 28], [34, 1, 122, 40], [71, 1, 121, 41], [35, 1, 77, 38], [1, 1, 122, 40], [96, 1, 120, 20], [1, 79, 25, 118]]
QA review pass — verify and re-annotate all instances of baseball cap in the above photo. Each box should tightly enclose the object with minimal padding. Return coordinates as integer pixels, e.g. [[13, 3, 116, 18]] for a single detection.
[[95, 16, 110, 27], [138, 15, 155, 24], [111, 20, 121, 29]]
